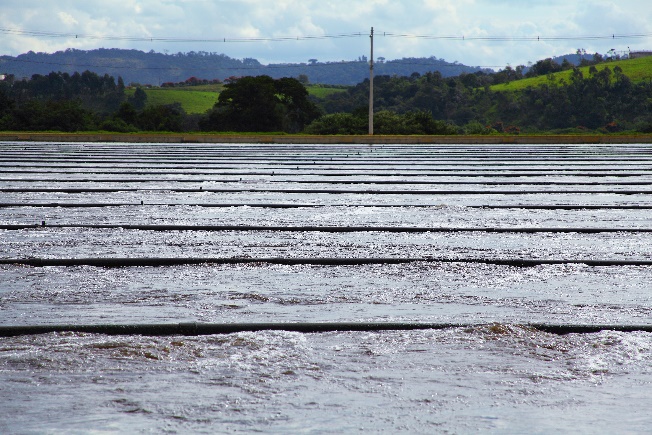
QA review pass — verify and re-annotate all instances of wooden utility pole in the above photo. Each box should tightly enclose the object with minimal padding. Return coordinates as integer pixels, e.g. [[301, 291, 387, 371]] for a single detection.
[[369, 27, 374, 135]]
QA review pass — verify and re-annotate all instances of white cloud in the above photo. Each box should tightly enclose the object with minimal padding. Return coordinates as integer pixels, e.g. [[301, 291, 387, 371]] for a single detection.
[[1, 0, 651, 67], [57, 12, 78, 27]]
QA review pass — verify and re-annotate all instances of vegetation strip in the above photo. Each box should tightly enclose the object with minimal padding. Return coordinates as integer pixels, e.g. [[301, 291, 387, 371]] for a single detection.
[[6, 149, 649, 158], [0, 322, 650, 338], [2, 224, 651, 233], [1, 134, 652, 145], [1, 257, 651, 267], [4, 148, 650, 155]]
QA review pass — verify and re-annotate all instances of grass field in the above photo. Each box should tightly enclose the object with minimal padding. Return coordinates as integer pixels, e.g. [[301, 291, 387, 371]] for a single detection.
[[125, 84, 348, 115], [491, 56, 652, 92], [123, 88, 220, 114], [306, 85, 348, 98]]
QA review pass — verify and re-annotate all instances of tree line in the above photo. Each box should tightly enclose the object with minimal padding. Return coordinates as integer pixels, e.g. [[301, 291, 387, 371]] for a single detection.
[[312, 63, 652, 134], [1, 61, 652, 135], [0, 72, 320, 133]]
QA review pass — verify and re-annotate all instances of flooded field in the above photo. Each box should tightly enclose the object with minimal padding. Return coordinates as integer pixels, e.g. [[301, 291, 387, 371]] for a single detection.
[[2, 142, 652, 433]]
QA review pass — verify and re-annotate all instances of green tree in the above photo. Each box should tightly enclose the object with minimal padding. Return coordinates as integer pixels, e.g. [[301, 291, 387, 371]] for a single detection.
[[0, 90, 16, 130], [129, 87, 147, 110], [108, 101, 139, 130], [0, 89, 14, 118], [303, 112, 366, 134], [137, 103, 184, 131], [525, 58, 563, 78], [117, 76, 126, 92], [115, 102, 138, 125], [201, 76, 319, 132], [11, 99, 94, 132], [206, 75, 279, 131], [275, 77, 321, 132]]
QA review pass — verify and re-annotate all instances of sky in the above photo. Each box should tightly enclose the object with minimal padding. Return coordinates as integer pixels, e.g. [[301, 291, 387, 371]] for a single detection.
[[1, 0, 652, 68]]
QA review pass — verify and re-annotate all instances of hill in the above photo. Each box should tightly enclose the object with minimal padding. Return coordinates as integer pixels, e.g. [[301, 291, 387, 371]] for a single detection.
[[491, 56, 652, 92], [0, 48, 491, 86]]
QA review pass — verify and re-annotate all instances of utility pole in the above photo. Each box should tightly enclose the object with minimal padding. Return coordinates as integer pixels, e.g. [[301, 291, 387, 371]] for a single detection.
[[369, 27, 374, 135]]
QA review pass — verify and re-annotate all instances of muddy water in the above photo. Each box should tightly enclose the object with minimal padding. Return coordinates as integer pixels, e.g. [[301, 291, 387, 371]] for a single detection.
[[1, 142, 652, 433]]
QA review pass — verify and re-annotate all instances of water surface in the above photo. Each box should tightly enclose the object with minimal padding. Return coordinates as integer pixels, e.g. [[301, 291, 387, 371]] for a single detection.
[[2, 142, 652, 433]]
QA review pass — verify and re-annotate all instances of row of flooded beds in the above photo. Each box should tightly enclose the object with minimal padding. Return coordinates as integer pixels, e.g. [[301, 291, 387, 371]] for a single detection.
[[1, 142, 652, 433]]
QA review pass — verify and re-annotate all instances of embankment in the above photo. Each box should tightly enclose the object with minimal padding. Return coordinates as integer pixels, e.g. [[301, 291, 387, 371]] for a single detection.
[[1, 132, 652, 144]]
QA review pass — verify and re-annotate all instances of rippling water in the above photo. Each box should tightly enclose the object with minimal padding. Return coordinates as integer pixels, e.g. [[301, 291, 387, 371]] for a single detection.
[[2, 142, 652, 433]]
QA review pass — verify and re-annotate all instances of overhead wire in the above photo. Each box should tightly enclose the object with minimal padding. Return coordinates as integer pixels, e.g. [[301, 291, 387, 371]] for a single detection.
[[1, 26, 649, 72], [2, 26, 652, 44], [380, 31, 652, 42], [0, 27, 369, 43]]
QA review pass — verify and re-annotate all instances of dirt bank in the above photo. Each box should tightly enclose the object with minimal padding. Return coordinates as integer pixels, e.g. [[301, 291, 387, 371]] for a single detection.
[[1, 132, 652, 144]]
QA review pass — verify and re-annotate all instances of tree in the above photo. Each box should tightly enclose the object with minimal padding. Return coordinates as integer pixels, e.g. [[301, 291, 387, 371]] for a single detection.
[[525, 58, 562, 78], [0, 89, 14, 118], [201, 76, 319, 133], [129, 87, 147, 110], [304, 112, 366, 134], [114, 102, 138, 126], [305, 110, 457, 135], [274, 77, 321, 132], [11, 99, 95, 132], [137, 103, 184, 131], [0, 89, 16, 129], [206, 75, 279, 131]]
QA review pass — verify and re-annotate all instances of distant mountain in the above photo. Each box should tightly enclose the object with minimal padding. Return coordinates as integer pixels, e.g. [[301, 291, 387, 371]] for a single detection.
[[0, 48, 491, 86], [536, 53, 612, 68], [550, 53, 583, 66]]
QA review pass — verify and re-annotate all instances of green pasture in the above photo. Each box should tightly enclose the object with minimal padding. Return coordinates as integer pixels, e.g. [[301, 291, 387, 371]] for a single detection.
[[131, 88, 219, 114], [306, 85, 348, 98], [125, 83, 347, 114], [491, 56, 652, 92]]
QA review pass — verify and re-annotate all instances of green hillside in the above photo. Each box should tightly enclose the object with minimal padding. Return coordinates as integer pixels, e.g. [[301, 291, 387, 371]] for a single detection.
[[126, 84, 347, 114], [491, 56, 652, 92], [306, 85, 348, 98], [144, 88, 219, 114], [123, 87, 220, 114]]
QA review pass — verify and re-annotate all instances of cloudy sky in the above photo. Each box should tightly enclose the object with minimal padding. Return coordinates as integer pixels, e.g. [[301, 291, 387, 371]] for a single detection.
[[1, 0, 651, 68]]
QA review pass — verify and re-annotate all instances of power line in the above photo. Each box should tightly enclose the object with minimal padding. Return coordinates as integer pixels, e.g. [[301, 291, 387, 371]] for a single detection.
[[2, 26, 652, 44], [381, 31, 652, 42], [0, 27, 368, 43]]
